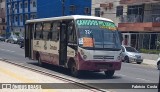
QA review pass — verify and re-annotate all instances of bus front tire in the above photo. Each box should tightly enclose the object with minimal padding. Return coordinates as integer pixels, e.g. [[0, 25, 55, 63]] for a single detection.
[[104, 70, 115, 78], [70, 62, 80, 78]]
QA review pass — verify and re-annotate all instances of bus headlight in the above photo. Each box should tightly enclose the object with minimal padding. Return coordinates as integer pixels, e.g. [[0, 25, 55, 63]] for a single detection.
[[83, 55, 87, 60]]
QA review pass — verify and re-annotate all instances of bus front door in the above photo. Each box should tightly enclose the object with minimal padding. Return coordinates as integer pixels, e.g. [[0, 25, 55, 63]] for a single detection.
[[59, 23, 67, 65], [25, 24, 32, 59]]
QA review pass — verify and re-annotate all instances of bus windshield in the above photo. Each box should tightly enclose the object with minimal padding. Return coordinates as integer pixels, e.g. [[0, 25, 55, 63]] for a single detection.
[[76, 19, 121, 50]]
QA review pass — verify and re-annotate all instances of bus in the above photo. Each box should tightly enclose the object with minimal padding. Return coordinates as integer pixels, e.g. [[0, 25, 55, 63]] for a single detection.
[[25, 15, 122, 78]]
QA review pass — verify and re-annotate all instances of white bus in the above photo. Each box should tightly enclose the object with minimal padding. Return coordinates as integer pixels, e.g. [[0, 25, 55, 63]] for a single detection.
[[25, 15, 122, 78]]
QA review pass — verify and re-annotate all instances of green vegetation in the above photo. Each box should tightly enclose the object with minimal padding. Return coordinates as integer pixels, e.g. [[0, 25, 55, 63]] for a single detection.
[[14, 32, 20, 36], [140, 49, 160, 54]]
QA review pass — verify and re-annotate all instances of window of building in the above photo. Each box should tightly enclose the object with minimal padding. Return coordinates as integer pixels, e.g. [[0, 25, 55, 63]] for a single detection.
[[127, 5, 143, 15], [33, 14, 36, 19], [116, 6, 123, 17], [70, 5, 76, 14], [1, 8, 3, 11], [25, 1, 28, 8], [33, 1, 36, 7], [2, 26, 5, 30], [15, 3, 17, 9], [30, 14, 36, 19], [25, 14, 28, 21], [15, 16, 18, 22], [20, 15, 23, 22], [95, 8, 100, 17], [84, 7, 90, 14], [20, 2, 23, 8], [2, 18, 5, 23]]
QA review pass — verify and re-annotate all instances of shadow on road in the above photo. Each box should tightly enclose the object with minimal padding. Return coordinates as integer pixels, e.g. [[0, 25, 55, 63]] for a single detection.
[[28, 62, 122, 80]]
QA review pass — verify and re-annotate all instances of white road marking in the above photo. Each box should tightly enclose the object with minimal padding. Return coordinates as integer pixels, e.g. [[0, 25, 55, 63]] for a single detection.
[[124, 67, 157, 74], [135, 78, 152, 82], [0, 48, 15, 53]]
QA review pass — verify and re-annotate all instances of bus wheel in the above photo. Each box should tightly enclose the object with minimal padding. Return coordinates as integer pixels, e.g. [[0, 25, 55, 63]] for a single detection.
[[70, 62, 80, 77], [104, 70, 115, 78]]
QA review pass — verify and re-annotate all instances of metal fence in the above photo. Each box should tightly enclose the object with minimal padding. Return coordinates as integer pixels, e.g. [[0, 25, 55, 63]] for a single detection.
[[120, 14, 160, 23], [128, 33, 160, 50]]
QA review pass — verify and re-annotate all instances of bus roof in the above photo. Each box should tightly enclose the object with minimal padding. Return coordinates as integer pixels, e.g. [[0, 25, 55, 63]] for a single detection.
[[26, 15, 113, 24]]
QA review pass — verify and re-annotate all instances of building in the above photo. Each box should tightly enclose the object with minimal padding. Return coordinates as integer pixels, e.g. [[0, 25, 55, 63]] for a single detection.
[[91, 0, 121, 26], [6, 0, 37, 37], [118, 0, 160, 50], [37, 0, 91, 18], [0, 0, 6, 36], [6, 0, 91, 37]]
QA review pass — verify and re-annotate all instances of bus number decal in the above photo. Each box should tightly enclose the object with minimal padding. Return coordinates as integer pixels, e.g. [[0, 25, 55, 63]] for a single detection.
[[76, 19, 116, 30], [85, 30, 92, 35], [50, 45, 57, 50], [44, 41, 47, 50]]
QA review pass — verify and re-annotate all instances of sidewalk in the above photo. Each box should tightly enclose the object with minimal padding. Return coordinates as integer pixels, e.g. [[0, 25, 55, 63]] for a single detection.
[[142, 59, 157, 66], [140, 53, 158, 66], [0, 60, 102, 92]]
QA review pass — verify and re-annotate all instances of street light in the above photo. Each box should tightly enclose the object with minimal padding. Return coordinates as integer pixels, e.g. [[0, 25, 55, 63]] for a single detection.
[[61, 0, 65, 16]]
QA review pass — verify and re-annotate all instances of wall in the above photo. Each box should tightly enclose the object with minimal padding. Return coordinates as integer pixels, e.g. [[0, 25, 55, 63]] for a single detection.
[[37, 0, 91, 18], [91, 0, 121, 26]]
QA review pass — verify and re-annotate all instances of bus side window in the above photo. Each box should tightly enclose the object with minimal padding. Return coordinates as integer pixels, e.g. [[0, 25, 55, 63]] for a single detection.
[[43, 22, 51, 40], [50, 22, 60, 41], [35, 23, 43, 40]]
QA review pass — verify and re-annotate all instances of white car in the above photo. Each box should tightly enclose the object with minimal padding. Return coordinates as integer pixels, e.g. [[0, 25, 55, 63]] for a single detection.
[[121, 45, 143, 64], [157, 57, 160, 70]]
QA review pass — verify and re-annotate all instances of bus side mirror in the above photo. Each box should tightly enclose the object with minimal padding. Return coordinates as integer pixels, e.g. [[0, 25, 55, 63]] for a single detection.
[[68, 29, 72, 35], [61, 23, 67, 41], [68, 23, 74, 35]]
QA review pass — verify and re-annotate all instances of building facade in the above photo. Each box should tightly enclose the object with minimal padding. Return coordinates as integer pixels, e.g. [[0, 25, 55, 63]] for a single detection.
[[0, 0, 6, 36], [91, 0, 122, 26], [6, 0, 91, 37], [6, 0, 37, 37], [37, 0, 91, 18], [118, 0, 160, 50]]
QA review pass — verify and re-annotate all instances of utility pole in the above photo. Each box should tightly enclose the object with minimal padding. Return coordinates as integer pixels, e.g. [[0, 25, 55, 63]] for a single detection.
[[10, 3, 13, 36], [62, 0, 65, 16], [8, 2, 13, 37], [158, 71, 160, 92]]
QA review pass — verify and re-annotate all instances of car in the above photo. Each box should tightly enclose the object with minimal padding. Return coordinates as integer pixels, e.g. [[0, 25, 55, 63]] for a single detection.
[[17, 36, 24, 45], [121, 45, 143, 64], [157, 56, 160, 70], [0, 36, 5, 42], [19, 39, 24, 48], [7, 36, 18, 44]]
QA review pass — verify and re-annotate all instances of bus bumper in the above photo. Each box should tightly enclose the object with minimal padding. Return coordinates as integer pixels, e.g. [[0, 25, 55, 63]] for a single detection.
[[78, 61, 121, 71]]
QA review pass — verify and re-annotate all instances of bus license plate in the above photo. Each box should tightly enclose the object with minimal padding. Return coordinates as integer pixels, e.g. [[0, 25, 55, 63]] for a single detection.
[[100, 69, 107, 71]]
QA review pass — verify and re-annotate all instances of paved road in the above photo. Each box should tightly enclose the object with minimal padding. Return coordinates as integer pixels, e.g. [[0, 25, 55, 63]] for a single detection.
[[0, 42, 159, 92]]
